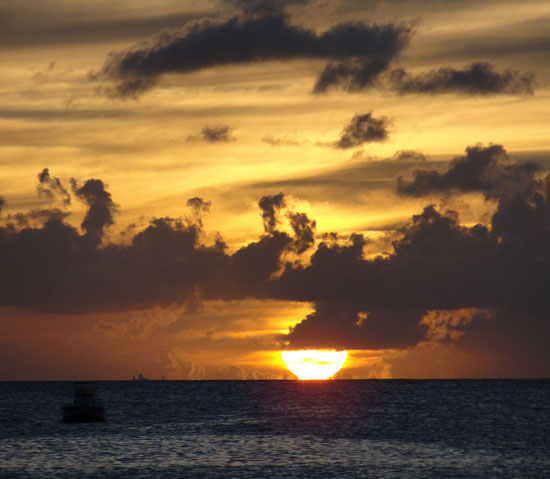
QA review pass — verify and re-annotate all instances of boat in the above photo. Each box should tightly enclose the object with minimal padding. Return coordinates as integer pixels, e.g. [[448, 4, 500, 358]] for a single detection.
[[62, 381, 106, 422]]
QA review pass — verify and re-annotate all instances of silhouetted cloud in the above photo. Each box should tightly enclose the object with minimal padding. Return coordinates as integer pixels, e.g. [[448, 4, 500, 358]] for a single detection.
[[259, 193, 286, 233], [392, 150, 426, 163], [314, 56, 392, 93], [71, 178, 118, 244], [2, 148, 550, 363], [288, 212, 316, 254], [37, 168, 71, 205], [276, 184, 550, 352], [229, 231, 292, 295], [187, 197, 212, 215], [186, 197, 212, 227], [100, 14, 410, 97], [390, 62, 534, 95], [398, 144, 541, 199], [6, 209, 70, 229], [201, 125, 234, 143], [285, 303, 427, 350], [336, 112, 390, 149]]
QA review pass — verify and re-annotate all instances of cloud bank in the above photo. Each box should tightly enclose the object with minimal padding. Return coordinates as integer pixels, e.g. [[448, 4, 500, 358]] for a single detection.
[[1, 145, 549, 371]]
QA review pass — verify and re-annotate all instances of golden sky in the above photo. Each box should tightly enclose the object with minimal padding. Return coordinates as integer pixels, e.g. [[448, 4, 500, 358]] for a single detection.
[[1, 0, 549, 379]]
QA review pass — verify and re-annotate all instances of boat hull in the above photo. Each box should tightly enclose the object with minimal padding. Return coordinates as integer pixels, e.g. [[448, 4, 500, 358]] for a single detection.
[[62, 404, 106, 422]]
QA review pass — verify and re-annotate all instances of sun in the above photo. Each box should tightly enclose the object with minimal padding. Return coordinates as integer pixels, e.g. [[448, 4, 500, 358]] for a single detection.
[[282, 350, 348, 380]]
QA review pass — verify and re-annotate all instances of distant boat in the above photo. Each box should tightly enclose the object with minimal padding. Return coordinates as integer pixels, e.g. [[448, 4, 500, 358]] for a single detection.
[[136, 373, 148, 381], [62, 381, 106, 422]]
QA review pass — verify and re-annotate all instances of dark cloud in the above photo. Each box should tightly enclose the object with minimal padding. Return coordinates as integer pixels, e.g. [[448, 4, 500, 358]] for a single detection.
[[5, 209, 71, 229], [284, 303, 427, 350], [37, 168, 71, 205], [71, 178, 118, 244], [398, 144, 541, 199], [0, 196, 5, 215], [187, 197, 212, 215], [287, 212, 316, 254], [258, 193, 286, 233], [2, 146, 550, 365], [390, 62, 534, 95], [336, 112, 390, 149], [186, 197, 212, 228], [201, 125, 234, 143], [314, 56, 391, 93], [100, 14, 410, 97], [228, 231, 293, 295], [267, 144, 550, 353]]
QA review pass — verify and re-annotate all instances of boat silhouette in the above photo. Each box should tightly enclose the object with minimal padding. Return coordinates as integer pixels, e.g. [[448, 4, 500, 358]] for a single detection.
[[62, 381, 106, 422]]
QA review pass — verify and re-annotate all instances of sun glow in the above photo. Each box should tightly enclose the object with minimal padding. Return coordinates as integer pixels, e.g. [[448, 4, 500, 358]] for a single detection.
[[282, 350, 348, 380]]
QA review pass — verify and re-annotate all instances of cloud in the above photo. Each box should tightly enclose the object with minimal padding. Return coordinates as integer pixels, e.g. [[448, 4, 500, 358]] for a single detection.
[[276, 186, 550, 353], [71, 178, 118, 244], [269, 143, 550, 352], [397, 144, 541, 199], [284, 303, 427, 350], [186, 197, 212, 228], [2, 147, 550, 365], [336, 112, 390, 149], [287, 211, 316, 254], [37, 168, 71, 205], [201, 125, 234, 143], [313, 56, 392, 94], [100, 14, 410, 97], [187, 196, 211, 215], [5, 209, 71, 229], [390, 62, 534, 95], [261, 135, 302, 147], [258, 192, 286, 233]]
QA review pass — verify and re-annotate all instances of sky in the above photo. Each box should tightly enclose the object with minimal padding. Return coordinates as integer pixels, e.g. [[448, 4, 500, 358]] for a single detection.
[[1, 0, 549, 379]]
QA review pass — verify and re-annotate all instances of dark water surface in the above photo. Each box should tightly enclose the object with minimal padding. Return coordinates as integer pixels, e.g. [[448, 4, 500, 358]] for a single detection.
[[0, 380, 548, 478]]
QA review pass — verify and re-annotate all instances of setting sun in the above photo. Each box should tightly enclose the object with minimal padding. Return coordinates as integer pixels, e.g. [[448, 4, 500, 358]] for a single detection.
[[282, 350, 348, 380]]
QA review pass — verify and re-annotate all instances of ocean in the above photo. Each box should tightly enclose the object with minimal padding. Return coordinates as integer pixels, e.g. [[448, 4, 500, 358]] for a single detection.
[[0, 380, 548, 478]]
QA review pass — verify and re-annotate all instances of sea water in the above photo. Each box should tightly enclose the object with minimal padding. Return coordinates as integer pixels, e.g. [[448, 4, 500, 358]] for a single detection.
[[0, 380, 548, 478]]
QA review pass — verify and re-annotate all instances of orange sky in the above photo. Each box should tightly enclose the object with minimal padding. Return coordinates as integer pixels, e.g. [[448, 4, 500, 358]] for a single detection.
[[1, 0, 549, 379]]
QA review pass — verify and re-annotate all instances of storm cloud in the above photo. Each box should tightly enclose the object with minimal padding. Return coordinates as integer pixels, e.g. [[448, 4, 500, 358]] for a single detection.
[[100, 14, 410, 97]]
